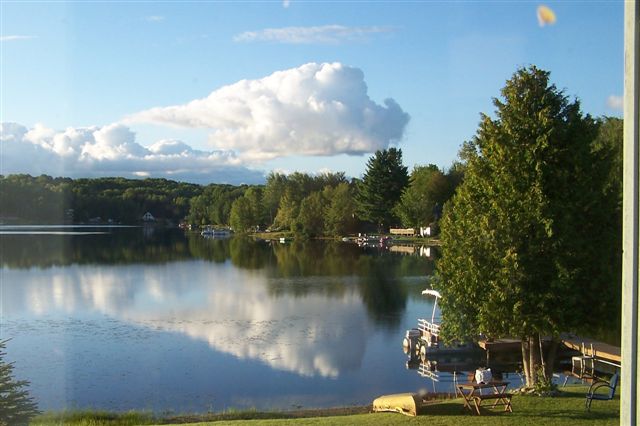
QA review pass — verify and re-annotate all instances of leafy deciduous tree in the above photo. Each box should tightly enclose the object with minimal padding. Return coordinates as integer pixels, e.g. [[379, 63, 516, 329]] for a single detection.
[[394, 164, 450, 228], [324, 183, 357, 236], [296, 192, 326, 238], [273, 190, 299, 231]]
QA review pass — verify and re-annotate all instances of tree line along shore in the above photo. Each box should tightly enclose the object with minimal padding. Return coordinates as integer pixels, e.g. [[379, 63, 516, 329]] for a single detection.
[[0, 150, 460, 238]]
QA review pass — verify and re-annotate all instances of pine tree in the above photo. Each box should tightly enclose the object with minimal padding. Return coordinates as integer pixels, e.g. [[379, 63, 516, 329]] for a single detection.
[[0, 340, 39, 426], [356, 148, 409, 232]]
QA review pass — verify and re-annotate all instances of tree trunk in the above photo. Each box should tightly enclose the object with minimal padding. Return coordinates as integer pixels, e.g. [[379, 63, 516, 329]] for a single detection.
[[538, 333, 547, 380], [521, 339, 531, 386], [528, 334, 541, 387], [544, 339, 560, 380]]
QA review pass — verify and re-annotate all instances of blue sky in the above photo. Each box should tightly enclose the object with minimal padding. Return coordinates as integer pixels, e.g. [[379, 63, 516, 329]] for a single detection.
[[1, 1, 624, 184]]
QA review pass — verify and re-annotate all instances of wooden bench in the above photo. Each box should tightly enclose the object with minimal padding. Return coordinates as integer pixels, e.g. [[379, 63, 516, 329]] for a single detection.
[[472, 393, 513, 415]]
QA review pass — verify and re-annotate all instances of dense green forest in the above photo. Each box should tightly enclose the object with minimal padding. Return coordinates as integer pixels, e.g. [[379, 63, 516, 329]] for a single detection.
[[0, 153, 461, 234], [0, 114, 620, 238], [0, 175, 202, 224]]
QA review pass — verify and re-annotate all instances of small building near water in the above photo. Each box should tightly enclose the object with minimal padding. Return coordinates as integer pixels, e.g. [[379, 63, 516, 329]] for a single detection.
[[142, 212, 155, 222], [420, 226, 431, 237]]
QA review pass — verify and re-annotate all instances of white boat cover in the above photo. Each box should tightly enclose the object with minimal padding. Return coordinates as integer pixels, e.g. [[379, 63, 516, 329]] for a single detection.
[[421, 289, 442, 298]]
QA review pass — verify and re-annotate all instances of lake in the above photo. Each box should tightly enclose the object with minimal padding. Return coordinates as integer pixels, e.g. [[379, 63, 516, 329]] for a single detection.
[[0, 226, 514, 413]]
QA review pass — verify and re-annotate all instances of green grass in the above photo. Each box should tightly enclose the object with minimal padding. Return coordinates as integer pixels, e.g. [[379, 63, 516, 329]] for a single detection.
[[30, 410, 154, 426], [250, 231, 293, 240], [30, 386, 619, 426]]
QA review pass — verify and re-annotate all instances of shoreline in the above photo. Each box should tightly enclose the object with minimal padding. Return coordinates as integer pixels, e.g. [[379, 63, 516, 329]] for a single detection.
[[28, 387, 620, 425], [32, 394, 458, 424]]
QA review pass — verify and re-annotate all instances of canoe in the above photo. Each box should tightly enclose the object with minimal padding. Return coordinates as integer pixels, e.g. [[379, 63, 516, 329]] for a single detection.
[[372, 393, 421, 416]]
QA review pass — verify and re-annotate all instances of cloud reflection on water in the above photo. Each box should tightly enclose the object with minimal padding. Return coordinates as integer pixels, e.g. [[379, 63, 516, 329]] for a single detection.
[[3, 261, 369, 378]]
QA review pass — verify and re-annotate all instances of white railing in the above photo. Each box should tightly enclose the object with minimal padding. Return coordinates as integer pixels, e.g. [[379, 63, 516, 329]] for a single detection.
[[418, 365, 440, 381], [418, 318, 441, 336]]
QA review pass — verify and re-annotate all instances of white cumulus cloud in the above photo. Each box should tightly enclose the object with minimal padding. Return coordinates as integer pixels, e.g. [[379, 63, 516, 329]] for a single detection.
[[606, 94, 623, 111], [0, 122, 264, 184], [127, 62, 409, 161], [234, 25, 393, 44]]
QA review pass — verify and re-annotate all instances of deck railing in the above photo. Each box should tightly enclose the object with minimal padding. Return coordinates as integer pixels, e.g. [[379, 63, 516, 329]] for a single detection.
[[418, 365, 440, 381], [418, 318, 441, 335]]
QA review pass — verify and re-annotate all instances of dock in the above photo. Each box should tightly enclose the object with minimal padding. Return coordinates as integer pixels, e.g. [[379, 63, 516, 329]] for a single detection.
[[389, 244, 415, 255], [561, 335, 621, 367], [478, 336, 621, 368], [477, 338, 522, 352]]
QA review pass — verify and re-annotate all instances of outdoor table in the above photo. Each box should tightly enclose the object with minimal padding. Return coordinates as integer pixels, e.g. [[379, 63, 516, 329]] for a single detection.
[[456, 381, 513, 415]]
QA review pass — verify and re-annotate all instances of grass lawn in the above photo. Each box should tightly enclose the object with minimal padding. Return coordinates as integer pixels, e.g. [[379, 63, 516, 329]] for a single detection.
[[30, 386, 619, 426]]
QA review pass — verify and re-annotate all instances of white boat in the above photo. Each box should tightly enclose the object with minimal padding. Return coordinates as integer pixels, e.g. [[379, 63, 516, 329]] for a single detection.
[[403, 289, 477, 358], [201, 227, 232, 238]]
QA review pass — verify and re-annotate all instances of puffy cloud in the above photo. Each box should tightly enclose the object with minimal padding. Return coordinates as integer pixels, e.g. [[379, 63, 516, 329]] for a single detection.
[[128, 62, 409, 160], [234, 25, 394, 44], [0, 122, 264, 184], [606, 94, 623, 111], [148, 139, 194, 155], [282, 0, 291, 8], [81, 123, 147, 160]]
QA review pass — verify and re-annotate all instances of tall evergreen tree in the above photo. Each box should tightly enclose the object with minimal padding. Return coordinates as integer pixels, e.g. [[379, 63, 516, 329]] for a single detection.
[[0, 340, 39, 426], [356, 148, 409, 231], [435, 66, 614, 387]]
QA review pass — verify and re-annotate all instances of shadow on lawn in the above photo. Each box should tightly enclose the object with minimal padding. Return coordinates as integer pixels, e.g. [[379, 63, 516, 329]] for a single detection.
[[421, 391, 619, 422]]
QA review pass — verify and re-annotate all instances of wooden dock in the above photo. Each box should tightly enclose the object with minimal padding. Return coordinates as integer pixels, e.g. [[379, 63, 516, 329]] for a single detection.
[[478, 336, 621, 368], [389, 245, 415, 255], [561, 335, 621, 366], [477, 338, 522, 352]]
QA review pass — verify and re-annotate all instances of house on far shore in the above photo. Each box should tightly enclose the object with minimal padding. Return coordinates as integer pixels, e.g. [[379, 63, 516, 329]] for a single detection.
[[142, 212, 155, 222]]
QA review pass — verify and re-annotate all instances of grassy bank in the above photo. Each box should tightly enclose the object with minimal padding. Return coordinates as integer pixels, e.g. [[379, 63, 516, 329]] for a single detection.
[[30, 386, 618, 426], [250, 231, 293, 240]]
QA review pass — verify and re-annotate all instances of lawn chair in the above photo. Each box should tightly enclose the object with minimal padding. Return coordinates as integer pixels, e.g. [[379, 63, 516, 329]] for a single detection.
[[585, 373, 619, 411]]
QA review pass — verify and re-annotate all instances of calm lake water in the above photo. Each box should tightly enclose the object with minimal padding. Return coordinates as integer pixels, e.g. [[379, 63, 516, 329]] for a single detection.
[[0, 226, 515, 413]]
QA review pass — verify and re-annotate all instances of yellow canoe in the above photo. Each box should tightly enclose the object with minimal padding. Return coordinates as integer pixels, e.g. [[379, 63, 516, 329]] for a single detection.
[[372, 393, 422, 416]]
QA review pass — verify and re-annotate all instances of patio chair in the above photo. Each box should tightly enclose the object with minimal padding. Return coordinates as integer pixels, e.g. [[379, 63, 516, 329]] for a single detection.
[[564, 342, 595, 387], [585, 373, 619, 411], [572, 343, 595, 378]]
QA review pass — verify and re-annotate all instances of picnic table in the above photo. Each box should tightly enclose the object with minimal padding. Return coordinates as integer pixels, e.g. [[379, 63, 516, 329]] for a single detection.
[[457, 381, 513, 415]]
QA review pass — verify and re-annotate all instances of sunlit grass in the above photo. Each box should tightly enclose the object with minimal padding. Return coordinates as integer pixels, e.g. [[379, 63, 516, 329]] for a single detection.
[[30, 386, 618, 426], [30, 410, 154, 426]]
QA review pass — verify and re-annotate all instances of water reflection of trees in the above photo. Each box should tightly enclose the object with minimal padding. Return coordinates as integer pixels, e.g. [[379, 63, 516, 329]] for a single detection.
[[187, 234, 230, 264], [0, 228, 191, 268], [356, 255, 407, 328], [229, 238, 274, 270], [263, 240, 427, 327], [2, 232, 433, 327]]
